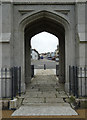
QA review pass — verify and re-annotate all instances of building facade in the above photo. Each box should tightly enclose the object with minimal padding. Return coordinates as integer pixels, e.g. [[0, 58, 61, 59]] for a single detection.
[[31, 49, 40, 60], [0, 0, 87, 93]]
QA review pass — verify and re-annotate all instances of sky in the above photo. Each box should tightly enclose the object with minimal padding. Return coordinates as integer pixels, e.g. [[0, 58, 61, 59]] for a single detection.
[[31, 32, 59, 54]]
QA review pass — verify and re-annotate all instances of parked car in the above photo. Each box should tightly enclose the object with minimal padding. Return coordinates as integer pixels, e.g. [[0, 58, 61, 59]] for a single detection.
[[56, 58, 59, 62], [40, 56, 43, 59], [52, 57, 55, 61], [48, 57, 52, 60]]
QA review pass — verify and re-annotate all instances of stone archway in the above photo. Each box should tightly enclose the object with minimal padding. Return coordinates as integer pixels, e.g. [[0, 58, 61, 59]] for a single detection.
[[24, 16, 65, 84], [19, 10, 73, 92]]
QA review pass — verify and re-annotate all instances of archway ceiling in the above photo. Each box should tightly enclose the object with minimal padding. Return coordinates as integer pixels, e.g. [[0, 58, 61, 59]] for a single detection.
[[24, 17, 65, 41]]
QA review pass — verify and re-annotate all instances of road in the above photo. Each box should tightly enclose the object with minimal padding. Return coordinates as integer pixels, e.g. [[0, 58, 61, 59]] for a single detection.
[[31, 59, 59, 69]]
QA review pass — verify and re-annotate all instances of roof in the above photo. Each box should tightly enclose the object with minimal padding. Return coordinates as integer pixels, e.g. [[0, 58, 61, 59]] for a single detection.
[[32, 49, 39, 55]]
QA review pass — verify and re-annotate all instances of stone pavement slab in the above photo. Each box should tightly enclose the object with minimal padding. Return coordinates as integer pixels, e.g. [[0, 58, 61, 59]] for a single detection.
[[21, 103, 71, 106], [25, 92, 38, 98], [35, 69, 55, 75], [37, 92, 56, 98], [23, 98, 44, 104], [12, 105, 78, 116], [26, 88, 39, 92], [46, 98, 64, 103]]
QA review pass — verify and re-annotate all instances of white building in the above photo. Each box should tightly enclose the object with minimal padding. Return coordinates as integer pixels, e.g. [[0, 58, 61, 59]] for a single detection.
[[31, 49, 39, 60]]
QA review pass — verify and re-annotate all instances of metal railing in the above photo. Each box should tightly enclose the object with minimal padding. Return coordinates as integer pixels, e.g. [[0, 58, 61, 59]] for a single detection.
[[0, 66, 21, 100], [31, 65, 34, 78], [69, 66, 87, 98]]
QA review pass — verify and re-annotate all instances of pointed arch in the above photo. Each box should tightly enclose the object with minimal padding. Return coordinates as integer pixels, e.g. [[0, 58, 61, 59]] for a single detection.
[[18, 10, 74, 92]]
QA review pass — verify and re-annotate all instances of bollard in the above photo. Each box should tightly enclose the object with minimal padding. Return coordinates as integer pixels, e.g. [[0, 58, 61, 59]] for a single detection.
[[44, 64, 46, 70]]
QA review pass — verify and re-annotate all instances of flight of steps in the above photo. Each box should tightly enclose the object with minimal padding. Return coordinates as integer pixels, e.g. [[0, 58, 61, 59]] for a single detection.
[[12, 71, 82, 119], [22, 75, 68, 106]]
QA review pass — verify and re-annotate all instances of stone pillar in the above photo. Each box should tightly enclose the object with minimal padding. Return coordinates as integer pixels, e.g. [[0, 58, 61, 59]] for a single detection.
[[1, 1, 13, 67], [59, 38, 65, 83], [0, 3, 2, 67], [75, 3, 87, 96], [76, 3, 86, 67], [86, 3, 87, 66], [25, 35, 31, 84], [0, 1, 13, 97], [0, 3, 2, 115]]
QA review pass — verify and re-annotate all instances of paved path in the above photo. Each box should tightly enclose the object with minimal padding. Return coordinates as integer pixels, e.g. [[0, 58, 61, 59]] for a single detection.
[[34, 69, 56, 75], [12, 70, 78, 116], [31, 59, 59, 69]]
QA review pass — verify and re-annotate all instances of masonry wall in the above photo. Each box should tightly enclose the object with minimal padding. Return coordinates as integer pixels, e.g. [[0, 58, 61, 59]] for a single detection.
[[0, 2, 13, 98], [76, 3, 86, 67], [0, 1, 86, 94], [75, 3, 87, 96], [1, 2, 13, 67], [0, 3, 2, 67], [86, 3, 87, 66]]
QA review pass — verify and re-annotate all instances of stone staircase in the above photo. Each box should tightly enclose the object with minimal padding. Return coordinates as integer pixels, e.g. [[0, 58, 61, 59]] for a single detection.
[[12, 70, 78, 117], [22, 75, 68, 106]]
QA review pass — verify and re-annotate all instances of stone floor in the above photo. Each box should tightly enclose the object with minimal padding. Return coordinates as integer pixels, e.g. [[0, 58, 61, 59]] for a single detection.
[[12, 69, 78, 116]]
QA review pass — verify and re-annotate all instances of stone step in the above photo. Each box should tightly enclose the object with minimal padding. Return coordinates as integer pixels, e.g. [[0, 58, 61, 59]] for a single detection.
[[23, 97, 64, 104], [27, 87, 56, 90], [25, 90, 68, 98], [23, 98, 45, 104], [38, 89, 57, 92], [25, 91, 59, 94], [56, 94, 68, 98], [46, 98, 64, 103], [26, 85, 59, 88], [25, 94, 68, 98], [26, 89, 39, 92], [25, 93, 38, 98], [37, 92, 56, 98], [25, 94, 56, 98], [22, 103, 70, 107], [12, 105, 78, 116]]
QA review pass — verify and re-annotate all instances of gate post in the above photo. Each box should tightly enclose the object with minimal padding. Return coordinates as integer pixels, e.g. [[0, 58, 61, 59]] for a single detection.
[[31, 65, 34, 78]]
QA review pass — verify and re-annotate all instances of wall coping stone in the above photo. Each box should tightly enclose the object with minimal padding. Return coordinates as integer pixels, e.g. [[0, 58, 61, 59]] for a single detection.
[[0, 0, 87, 4]]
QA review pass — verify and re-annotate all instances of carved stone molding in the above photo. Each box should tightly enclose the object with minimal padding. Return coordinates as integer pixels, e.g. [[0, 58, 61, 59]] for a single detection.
[[54, 10, 70, 15], [19, 10, 34, 15]]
